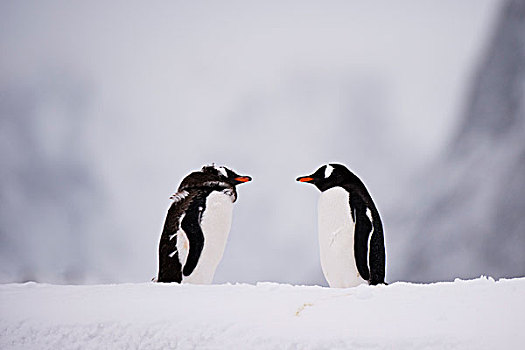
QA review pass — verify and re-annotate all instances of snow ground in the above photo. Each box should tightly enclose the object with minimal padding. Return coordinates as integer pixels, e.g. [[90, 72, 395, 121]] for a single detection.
[[1, 277, 523, 349]]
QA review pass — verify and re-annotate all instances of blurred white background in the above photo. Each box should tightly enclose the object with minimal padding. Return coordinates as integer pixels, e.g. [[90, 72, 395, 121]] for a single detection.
[[1, 0, 523, 285]]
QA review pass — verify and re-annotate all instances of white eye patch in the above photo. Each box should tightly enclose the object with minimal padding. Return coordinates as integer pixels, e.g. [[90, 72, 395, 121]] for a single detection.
[[324, 164, 334, 178], [215, 166, 228, 177]]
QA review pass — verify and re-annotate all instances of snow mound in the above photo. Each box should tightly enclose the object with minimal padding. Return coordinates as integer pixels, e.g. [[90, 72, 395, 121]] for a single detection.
[[1, 277, 524, 349]]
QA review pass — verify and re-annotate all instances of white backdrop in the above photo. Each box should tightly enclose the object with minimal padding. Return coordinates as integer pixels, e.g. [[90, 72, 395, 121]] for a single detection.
[[0, 0, 499, 284]]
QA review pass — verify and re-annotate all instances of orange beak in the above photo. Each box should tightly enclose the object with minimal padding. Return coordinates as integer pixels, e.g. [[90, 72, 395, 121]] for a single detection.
[[235, 176, 252, 183], [297, 176, 314, 183]]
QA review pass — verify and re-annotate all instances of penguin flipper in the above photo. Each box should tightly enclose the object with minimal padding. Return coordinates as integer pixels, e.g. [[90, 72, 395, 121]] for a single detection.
[[350, 190, 386, 285], [351, 199, 372, 282], [368, 221, 386, 285], [180, 193, 206, 277]]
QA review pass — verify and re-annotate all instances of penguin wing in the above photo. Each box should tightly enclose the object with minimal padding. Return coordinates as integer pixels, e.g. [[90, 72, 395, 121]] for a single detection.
[[180, 190, 208, 277], [158, 192, 192, 282], [367, 207, 386, 285], [351, 195, 372, 281], [351, 194, 386, 285]]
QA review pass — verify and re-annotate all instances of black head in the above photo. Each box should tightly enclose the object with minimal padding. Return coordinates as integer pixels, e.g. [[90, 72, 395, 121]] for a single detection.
[[296, 163, 352, 192], [179, 164, 252, 192], [200, 164, 252, 186]]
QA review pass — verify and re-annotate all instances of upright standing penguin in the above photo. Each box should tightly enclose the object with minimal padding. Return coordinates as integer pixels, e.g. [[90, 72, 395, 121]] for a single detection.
[[296, 164, 386, 287], [157, 165, 252, 284]]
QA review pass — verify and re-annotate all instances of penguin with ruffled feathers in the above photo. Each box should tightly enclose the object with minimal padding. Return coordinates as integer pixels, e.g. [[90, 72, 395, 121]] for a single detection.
[[297, 163, 386, 287], [157, 165, 252, 284]]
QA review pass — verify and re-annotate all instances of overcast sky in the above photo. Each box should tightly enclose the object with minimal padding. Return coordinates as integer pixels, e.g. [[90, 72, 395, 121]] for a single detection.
[[0, 0, 500, 284]]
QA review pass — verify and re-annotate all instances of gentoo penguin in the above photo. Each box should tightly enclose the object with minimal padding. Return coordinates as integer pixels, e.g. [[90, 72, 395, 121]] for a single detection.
[[157, 165, 252, 284], [296, 164, 386, 287]]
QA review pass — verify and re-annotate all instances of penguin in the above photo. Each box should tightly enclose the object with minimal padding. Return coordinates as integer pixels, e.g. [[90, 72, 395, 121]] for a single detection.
[[296, 163, 386, 287], [157, 165, 252, 284]]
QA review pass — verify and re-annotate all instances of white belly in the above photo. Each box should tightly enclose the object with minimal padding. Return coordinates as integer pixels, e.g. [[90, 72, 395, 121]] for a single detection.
[[180, 190, 234, 284], [318, 187, 367, 288]]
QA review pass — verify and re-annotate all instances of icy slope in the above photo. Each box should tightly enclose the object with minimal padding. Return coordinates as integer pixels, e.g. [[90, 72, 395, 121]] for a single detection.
[[1, 277, 523, 349], [392, 0, 525, 282]]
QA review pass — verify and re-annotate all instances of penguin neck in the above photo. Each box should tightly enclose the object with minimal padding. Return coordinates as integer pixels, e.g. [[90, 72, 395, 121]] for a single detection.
[[318, 186, 350, 217], [180, 181, 237, 202]]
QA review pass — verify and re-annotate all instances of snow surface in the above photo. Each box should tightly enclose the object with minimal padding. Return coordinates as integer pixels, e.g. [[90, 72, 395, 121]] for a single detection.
[[1, 277, 523, 349]]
